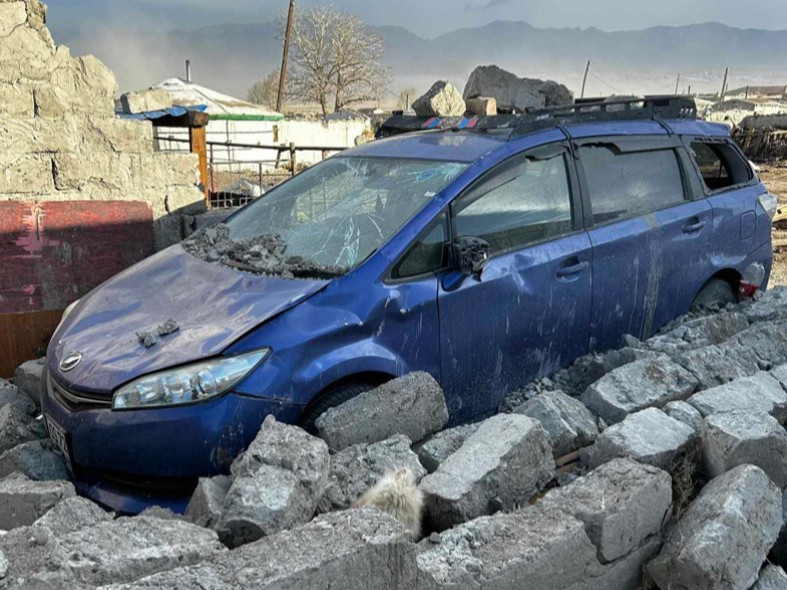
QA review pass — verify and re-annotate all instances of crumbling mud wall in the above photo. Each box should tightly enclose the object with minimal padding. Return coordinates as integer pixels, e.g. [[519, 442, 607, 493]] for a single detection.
[[0, 0, 204, 375]]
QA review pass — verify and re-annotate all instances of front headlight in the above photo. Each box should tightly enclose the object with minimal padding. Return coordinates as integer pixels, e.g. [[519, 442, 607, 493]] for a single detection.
[[112, 348, 270, 410]]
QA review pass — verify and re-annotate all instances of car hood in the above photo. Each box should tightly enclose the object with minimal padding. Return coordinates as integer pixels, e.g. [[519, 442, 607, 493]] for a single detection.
[[49, 245, 328, 394]]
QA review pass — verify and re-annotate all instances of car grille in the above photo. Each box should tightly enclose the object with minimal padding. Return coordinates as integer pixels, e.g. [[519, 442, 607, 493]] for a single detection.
[[49, 375, 112, 412], [98, 470, 199, 498]]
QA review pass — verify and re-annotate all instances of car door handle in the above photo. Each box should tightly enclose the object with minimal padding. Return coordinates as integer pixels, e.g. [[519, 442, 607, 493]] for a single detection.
[[682, 220, 706, 234], [556, 260, 589, 278]]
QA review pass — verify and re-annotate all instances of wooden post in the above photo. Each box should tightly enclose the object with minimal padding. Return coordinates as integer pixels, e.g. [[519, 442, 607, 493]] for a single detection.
[[289, 142, 297, 177], [720, 67, 729, 102], [581, 60, 591, 99], [277, 0, 296, 114], [675, 73, 680, 95], [189, 126, 210, 208]]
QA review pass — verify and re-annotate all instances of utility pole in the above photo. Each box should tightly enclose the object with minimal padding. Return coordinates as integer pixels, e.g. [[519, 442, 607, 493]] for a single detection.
[[276, 0, 296, 114], [674, 73, 680, 95], [185, 60, 191, 83], [720, 67, 729, 102], [581, 60, 591, 99]]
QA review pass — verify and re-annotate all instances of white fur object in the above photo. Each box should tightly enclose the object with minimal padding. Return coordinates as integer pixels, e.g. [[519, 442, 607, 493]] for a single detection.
[[353, 468, 423, 540]]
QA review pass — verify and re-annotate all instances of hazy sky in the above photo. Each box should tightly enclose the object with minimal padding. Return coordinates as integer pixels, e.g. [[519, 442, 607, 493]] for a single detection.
[[47, 0, 787, 37]]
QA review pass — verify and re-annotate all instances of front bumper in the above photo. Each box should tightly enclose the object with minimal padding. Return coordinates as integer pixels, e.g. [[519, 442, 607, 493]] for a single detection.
[[41, 373, 303, 513]]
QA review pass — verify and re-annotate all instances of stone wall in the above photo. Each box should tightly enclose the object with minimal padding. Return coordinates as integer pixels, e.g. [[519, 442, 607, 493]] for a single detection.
[[0, 0, 204, 250]]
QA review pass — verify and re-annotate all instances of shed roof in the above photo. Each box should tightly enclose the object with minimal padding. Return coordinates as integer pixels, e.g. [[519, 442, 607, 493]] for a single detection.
[[152, 78, 284, 121]]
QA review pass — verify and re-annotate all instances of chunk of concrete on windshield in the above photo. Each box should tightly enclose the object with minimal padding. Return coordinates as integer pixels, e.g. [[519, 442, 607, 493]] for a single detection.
[[318, 434, 425, 513], [413, 423, 480, 473], [590, 408, 695, 470], [515, 389, 598, 456], [419, 414, 554, 531], [315, 373, 449, 451], [538, 458, 672, 562], [100, 508, 417, 590], [700, 411, 787, 487], [217, 416, 330, 547], [581, 355, 698, 425], [648, 465, 781, 590], [412, 81, 466, 117], [688, 371, 787, 423], [0, 478, 75, 529]]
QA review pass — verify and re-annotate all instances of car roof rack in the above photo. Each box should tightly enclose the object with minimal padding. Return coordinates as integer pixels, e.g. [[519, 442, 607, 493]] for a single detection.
[[375, 95, 697, 140]]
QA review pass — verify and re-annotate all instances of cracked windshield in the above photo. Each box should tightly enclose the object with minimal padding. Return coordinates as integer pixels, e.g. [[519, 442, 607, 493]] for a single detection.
[[227, 157, 467, 271]]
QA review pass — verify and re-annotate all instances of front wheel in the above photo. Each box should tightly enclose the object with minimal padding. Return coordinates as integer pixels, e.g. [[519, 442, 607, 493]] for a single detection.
[[298, 382, 374, 434], [690, 278, 738, 313]]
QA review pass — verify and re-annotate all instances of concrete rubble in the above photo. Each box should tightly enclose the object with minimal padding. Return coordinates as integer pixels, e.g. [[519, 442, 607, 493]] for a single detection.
[[590, 407, 696, 470], [688, 371, 787, 423], [700, 411, 787, 487], [419, 413, 554, 531], [463, 65, 573, 112], [0, 477, 75, 529], [185, 475, 231, 529], [413, 423, 480, 473], [581, 355, 699, 425], [119, 89, 173, 115], [663, 400, 704, 431], [412, 81, 466, 117], [0, 439, 69, 480], [648, 465, 782, 590], [514, 389, 598, 456], [12, 358, 44, 404], [317, 434, 426, 513], [316, 372, 449, 451], [217, 415, 330, 547], [752, 566, 787, 590]]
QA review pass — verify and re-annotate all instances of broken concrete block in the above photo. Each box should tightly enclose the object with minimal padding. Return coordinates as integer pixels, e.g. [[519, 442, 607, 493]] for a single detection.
[[0, 379, 36, 415], [317, 434, 426, 513], [316, 372, 449, 451], [57, 516, 225, 586], [32, 496, 111, 535], [746, 289, 787, 323], [581, 355, 698, 425], [539, 458, 672, 562], [688, 371, 787, 423], [729, 321, 787, 368], [12, 359, 44, 404], [565, 536, 662, 590], [185, 475, 231, 529], [648, 464, 782, 590], [590, 408, 695, 470], [515, 389, 598, 456], [677, 341, 761, 390], [465, 96, 497, 116], [101, 507, 417, 590], [217, 416, 330, 547], [0, 478, 75, 529], [417, 507, 599, 590], [120, 89, 173, 115], [412, 81, 466, 117], [647, 311, 750, 356], [0, 439, 69, 481], [752, 566, 787, 590], [701, 411, 787, 487], [0, 402, 44, 454], [463, 65, 573, 112], [663, 400, 703, 431], [419, 414, 554, 531], [413, 423, 480, 473]]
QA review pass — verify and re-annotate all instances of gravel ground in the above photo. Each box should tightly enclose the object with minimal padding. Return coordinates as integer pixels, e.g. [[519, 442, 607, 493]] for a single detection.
[[759, 164, 787, 287]]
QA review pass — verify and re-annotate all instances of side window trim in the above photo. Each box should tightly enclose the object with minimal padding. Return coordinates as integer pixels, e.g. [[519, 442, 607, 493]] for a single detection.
[[449, 142, 582, 260], [574, 135, 689, 229], [682, 136, 756, 196]]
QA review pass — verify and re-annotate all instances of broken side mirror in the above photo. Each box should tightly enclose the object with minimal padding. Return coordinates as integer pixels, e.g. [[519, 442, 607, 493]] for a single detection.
[[454, 236, 490, 277]]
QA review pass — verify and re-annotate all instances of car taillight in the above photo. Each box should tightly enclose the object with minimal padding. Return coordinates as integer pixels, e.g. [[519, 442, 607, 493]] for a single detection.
[[740, 262, 766, 298], [757, 192, 778, 219]]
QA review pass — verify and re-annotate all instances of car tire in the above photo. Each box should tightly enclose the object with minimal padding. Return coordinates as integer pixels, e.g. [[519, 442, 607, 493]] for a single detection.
[[691, 278, 738, 312], [299, 382, 375, 434]]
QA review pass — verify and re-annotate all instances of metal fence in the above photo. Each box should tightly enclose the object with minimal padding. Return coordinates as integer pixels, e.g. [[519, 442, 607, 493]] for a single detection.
[[155, 135, 348, 208]]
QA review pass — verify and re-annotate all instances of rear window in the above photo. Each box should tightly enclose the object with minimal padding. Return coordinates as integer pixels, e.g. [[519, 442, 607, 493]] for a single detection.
[[579, 146, 686, 225], [689, 142, 752, 192]]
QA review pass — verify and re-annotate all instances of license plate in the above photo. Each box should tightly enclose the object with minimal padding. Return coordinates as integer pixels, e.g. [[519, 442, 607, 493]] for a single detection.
[[45, 416, 73, 474]]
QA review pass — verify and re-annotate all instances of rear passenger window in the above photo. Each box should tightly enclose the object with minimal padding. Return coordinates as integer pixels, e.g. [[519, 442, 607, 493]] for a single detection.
[[454, 152, 573, 254], [579, 146, 685, 224], [689, 142, 752, 192]]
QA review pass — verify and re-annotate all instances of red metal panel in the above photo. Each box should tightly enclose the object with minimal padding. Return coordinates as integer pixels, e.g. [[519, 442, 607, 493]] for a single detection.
[[0, 201, 155, 314]]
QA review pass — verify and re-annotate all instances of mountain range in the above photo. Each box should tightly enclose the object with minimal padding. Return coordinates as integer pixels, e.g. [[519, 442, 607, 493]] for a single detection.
[[51, 19, 787, 101]]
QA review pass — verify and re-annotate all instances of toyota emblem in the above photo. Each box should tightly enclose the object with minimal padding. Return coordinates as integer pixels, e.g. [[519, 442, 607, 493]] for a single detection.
[[59, 352, 83, 372]]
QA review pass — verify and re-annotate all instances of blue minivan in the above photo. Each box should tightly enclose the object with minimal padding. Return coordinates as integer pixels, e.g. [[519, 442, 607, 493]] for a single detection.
[[43, 97, 776, 512]]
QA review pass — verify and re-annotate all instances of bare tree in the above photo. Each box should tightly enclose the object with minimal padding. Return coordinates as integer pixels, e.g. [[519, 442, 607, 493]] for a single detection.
[[247, 70, 280, 108], [289, 5, 391, 115]]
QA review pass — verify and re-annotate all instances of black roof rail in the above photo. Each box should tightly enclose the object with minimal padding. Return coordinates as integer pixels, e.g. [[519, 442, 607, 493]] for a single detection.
[[375, 95, 697, 140]]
